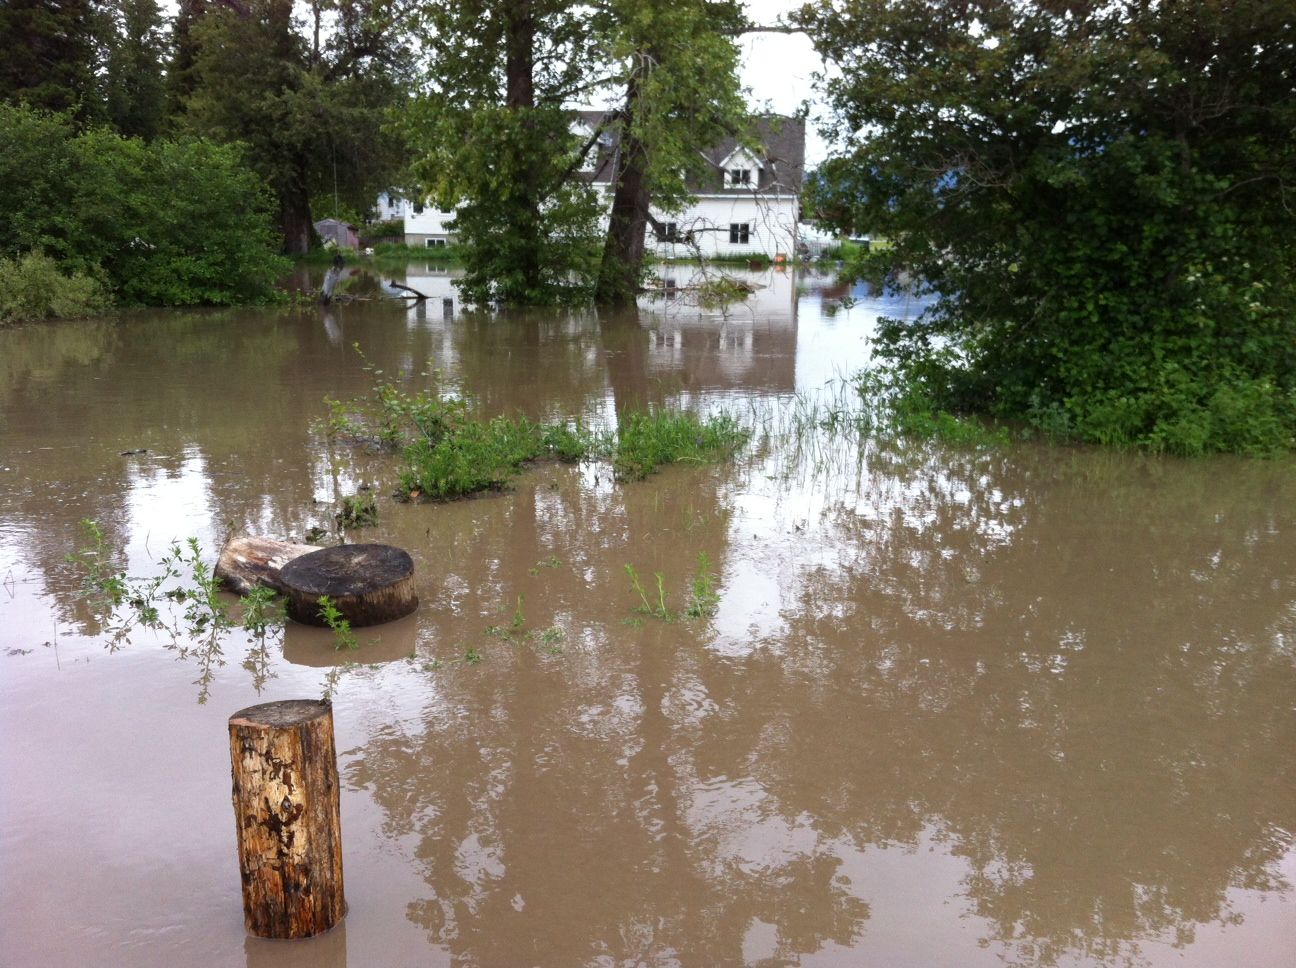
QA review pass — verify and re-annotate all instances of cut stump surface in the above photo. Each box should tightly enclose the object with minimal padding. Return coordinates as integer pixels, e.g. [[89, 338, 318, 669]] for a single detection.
[[279, 543, 417, 628]]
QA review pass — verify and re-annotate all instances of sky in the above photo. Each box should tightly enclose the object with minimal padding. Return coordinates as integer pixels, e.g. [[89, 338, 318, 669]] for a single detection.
[[738, 1, 832, 165]]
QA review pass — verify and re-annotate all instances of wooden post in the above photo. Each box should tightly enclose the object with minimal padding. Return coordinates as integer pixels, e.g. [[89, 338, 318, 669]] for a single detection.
[[229, 699, 345, 939]]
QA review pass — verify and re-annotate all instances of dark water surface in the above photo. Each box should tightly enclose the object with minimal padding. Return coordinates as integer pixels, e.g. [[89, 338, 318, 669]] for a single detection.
[[2, 268, 1293, 968]]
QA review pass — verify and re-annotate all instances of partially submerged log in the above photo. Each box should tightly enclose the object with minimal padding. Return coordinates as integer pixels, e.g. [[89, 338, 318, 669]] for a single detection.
[[386, 279, 428, 300], [229, 699, 345, 939], [216, 536, 322, 595], [279, 543, 417, 628]]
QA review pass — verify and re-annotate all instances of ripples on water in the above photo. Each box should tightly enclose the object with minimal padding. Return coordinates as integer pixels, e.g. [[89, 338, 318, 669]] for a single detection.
[[1, 266, 1293, 968]]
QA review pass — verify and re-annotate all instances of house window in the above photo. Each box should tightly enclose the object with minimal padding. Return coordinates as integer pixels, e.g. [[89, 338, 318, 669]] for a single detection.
[[663, 222, 678, 243], [729, 223, 750, 244], [728, 168, 752, 187], [426, 238, 447, 248], [413, 202, 425, 214]]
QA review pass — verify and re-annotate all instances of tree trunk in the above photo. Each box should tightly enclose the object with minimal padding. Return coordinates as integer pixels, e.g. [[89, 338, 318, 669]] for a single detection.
[[228, 699, 345, 939], [504, 0, 542, 295], [279, 175, 314, 256], [279, 543, 418, 627], [215, 535, 322, 595], [596, 76, 652, 307]]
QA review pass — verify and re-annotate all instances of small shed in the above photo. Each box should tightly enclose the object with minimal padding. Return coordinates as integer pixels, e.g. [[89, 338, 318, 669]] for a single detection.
[[314, 218, 360, 250]]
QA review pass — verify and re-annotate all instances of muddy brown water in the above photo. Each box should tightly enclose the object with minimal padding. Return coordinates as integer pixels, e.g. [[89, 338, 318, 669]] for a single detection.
[[1, 267, 1293, 968]]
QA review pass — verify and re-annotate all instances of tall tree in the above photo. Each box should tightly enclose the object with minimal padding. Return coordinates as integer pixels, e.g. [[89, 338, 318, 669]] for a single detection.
[[103, 0, 168, 139], [409, 0, 750, 306], [594, 0, 749, 306], [798, 0, 1296, 455], [407, 0, 605, 304], [0, 0, 105, 121], [181, 0, 413, 253]]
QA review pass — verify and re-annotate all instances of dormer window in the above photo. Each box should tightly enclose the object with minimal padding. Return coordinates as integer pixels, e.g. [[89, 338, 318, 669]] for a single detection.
[[720, 147, 764, 188]]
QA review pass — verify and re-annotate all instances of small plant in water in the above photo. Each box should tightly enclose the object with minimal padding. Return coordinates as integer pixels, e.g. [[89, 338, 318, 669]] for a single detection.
[[685, 552, 720, 619], [625, 564, 673, 622], [317, 595, 359, 651], [335, 490, 378, 528]]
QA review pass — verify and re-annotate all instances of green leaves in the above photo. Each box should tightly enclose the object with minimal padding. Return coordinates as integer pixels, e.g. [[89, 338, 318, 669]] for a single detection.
[[806, 0, 1296, 455], [0, 104, 287, 306]]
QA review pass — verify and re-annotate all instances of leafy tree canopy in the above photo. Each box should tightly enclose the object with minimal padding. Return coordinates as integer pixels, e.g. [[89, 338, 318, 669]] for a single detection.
[[181, 0, 415, 253], [799, 0, 1296, 455], [406, 0, 752, 306], [0, 104, 287, 305]]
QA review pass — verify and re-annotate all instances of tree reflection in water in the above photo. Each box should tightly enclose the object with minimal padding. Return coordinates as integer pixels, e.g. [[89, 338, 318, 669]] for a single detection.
[[345, 437, 1295, 966]]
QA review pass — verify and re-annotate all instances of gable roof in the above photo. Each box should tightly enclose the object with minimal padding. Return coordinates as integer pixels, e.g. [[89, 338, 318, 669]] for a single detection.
[[573, 112, 805, 195]]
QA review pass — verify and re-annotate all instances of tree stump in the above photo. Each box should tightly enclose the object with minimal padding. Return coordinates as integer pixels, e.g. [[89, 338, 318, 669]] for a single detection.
[[228, 700, 345, 939], [215, 536, 322, 595], [279, 543, 417, 628]]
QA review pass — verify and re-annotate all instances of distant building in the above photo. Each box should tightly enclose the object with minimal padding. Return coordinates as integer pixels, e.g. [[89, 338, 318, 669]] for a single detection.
[[374, 192, 404, 222], [313, 218, 359, 250], [402, 114, 806, 259]]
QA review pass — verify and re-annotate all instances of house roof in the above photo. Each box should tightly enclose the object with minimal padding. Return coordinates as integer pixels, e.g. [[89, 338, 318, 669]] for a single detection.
[[574, 112, 805, 195]]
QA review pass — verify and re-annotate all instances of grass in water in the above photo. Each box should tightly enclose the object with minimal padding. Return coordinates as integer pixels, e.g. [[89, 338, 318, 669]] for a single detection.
[[324, 356, 748, 500]]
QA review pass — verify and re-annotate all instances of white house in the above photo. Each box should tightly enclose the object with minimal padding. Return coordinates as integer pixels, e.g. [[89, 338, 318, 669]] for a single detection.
[[403, 114, 806, 259]]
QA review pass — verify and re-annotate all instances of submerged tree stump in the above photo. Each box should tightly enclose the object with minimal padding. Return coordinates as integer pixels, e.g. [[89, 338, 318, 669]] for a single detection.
[[279, 543, 417, 628], [215, 536, 322, 595], [228, 699, 345, 939]]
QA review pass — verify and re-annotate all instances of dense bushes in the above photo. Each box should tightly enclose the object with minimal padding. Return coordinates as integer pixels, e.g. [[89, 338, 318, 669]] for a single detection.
[[0, 252, 110, 325], [0, 104, 287, 307], [804, 1, 1296, 456]]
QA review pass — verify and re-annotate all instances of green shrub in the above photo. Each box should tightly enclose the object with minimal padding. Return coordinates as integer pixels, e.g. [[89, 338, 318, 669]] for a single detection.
[[0, 104, 286, 306], [0, 251, 110, 325]]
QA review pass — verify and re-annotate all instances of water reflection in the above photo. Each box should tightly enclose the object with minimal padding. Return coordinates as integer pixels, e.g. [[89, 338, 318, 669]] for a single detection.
[[0, 274, 1293, 967]]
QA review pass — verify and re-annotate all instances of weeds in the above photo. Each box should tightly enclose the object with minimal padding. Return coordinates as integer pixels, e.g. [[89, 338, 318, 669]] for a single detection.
[[612, 410, 749, 481], [324, 350, 750, 500], [316, 595, 359, 651], [685, 553, 720, 619], [625, 564, 673, 622], [336, 490, 378, 528]]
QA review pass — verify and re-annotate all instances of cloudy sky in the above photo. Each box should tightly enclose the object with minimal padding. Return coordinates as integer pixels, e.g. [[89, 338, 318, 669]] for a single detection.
[[738, 1, 831, 164]]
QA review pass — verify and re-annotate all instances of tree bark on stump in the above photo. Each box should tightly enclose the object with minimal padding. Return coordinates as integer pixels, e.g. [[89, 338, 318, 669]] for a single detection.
[[215, 536, 322, 595], [228, 699, 344, 939], [279, 543, 417, 628]]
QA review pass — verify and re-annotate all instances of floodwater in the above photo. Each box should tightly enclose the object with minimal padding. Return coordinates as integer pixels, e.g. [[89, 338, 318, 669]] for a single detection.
[[1, 265, 1293, 968]]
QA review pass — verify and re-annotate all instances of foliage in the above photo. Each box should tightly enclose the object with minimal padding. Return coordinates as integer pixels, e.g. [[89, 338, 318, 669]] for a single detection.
[[181, 0, 414, 254], [405, 0, 606, 305], [594, 0, 751, 304], [612, 409, 749, 481], [0, 104, 287, 306], [336, 490, 378, 528], [800, 0, 1296, 455], [103, 0, 167, 140], [0, 251, 110, 325], [407, 0, 751, 306], [362, 218, 404, 242], [0, 0, 103, 122]]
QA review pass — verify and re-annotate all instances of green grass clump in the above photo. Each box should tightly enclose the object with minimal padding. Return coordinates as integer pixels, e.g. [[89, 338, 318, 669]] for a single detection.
[[613, 410, 749, 481], [400, 416, 546, 499], [325, 355, 747, 499]]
